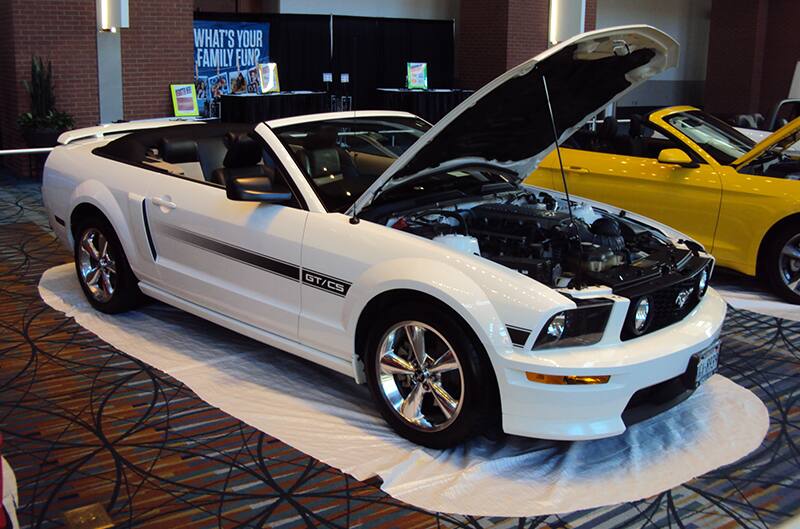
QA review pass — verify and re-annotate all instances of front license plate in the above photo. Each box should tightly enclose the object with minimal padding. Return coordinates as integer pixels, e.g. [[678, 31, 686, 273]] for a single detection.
[[691, 341, 720, 388]]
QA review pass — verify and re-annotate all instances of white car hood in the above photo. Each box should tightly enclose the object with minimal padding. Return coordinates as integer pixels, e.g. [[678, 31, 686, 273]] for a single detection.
[[351, 25, 678, 215]]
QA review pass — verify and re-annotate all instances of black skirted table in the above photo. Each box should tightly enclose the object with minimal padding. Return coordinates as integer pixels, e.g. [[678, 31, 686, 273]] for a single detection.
[[376, 88, 474, 123], [221, 91, 327, 123]]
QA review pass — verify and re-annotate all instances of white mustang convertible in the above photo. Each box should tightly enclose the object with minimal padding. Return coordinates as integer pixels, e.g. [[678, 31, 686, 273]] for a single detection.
[[43, 26, 726, 448]]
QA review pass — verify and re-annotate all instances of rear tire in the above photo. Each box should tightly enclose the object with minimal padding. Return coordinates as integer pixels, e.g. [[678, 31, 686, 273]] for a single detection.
[[364, 302, 498, 449], [73, 215, 143, 314], [761, 222, 800, 304]]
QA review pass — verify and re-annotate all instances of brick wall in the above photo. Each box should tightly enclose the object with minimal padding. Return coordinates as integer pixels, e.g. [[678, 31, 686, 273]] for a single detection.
[[121, 0, 195, 120], [456, 0, 511, 89], [0, 1, 18, 173], [705, 0, 769, 115], [0, 0, 99, 176], [584, 0, 597, 31], [457, 0, 550, 89], [758, 0, 800, 116], [506, 0, 549, 69], [0, 0, 195, 177]]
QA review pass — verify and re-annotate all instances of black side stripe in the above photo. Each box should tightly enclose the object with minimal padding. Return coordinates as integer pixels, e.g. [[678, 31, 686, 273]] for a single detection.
[[301, 268, 352, 297], [506, 325, 531, 348], [141, 200, 157, 260], [162, 225, 300, 282], [161, 226, 352, 297]]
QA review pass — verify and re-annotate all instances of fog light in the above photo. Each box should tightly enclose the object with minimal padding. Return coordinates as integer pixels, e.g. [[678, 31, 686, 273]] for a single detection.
[[546, 312, 566, 340], [526, 372, 611, 385], [633, 297, 651, 334], [697, 268, 709, 297]]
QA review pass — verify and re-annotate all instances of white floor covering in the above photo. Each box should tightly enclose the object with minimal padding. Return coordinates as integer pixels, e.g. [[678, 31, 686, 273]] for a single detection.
[[2, 457, 19, 529], [713, 272, 800, 322], [39, 264, 769, 517]]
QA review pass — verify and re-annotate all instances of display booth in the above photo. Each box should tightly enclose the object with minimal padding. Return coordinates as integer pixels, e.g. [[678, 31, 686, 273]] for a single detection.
[[193, 12, 458, 122]]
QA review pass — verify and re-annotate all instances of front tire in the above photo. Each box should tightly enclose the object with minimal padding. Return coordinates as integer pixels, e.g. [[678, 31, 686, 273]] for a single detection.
[[364, 303, 497, 449], [73, 216, 142, 314], [762, 223, 800, 304]]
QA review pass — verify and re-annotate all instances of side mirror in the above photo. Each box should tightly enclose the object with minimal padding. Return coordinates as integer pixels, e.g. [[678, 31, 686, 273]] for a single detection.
[[657, 148, 698, 168], [224, 175, 293, 203]]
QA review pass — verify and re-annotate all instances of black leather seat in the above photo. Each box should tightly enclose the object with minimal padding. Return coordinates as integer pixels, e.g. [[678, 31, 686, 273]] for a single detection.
[[159, 137, 198, 163], [211, 133, 274, 186], [627, 114, 645, 157], [590, 117, 618, 153], [300, 126, 359, 184], [197, 137, 229, 182]]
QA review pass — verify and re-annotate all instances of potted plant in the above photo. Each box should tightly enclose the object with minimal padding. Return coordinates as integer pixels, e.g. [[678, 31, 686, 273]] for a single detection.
[[17, 57, 74, 148]]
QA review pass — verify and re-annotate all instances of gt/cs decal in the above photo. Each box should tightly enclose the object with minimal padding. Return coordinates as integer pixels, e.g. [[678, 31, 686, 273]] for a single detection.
[[302, 270, 351, 297]]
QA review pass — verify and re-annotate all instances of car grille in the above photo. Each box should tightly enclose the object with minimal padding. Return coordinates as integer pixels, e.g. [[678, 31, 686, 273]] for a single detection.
[[619, 260, 711, 341]]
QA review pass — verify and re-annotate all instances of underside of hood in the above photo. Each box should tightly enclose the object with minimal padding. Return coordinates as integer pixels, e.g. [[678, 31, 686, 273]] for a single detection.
[[733, 114, 800, 167], [352, 25, 678, 215]]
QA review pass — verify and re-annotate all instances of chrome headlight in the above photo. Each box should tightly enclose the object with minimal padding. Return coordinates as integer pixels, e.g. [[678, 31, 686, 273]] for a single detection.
[[633, 297, 652, 334], [546, 312, 566, 341], [533, 299, 614, 350], [697, 268, 709, 298]]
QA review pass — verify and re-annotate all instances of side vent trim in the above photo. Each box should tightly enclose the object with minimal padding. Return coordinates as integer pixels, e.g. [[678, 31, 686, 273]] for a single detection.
[[141, 199, 157, 260]]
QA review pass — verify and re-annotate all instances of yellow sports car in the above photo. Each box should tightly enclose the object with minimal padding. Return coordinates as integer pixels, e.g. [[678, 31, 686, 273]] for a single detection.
[[527, 106, 800, 304]]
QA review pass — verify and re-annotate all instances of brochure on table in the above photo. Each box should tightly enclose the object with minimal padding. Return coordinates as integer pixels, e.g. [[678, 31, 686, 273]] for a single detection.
[[407, 62, 428, 90]]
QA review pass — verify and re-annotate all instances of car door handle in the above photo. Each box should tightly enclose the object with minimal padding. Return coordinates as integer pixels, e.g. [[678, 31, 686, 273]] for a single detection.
[[568, 166, 590, 174], [151, 196, 176, 209]]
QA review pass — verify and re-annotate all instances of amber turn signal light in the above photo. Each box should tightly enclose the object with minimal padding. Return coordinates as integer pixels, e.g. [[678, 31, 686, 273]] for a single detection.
[[525, 372, 610, 385]]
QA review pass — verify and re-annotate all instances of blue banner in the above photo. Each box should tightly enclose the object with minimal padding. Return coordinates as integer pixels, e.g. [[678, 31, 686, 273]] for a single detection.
[[193, 20, 270, 100]]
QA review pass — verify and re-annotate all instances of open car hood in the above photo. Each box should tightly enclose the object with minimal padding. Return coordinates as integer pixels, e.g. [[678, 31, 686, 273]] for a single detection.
[[351, 25, 678, 215], [733, 115, 800, 167]]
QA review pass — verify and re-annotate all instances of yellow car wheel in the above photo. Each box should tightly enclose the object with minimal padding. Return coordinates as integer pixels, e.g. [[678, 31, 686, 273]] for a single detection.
[[763, 222, 800, 304]]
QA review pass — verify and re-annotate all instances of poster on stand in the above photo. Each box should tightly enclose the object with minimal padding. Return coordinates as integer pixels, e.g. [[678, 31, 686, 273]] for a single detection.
[[170, 84, 199, 117], [258, 63, 280, 93]]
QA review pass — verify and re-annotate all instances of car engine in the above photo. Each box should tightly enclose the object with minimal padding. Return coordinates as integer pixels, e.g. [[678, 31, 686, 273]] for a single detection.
[[386, 191, 690, 290]]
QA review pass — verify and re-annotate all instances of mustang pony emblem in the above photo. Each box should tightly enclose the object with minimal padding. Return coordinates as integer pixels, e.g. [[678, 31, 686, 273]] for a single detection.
[[676, 287, 695, 309]]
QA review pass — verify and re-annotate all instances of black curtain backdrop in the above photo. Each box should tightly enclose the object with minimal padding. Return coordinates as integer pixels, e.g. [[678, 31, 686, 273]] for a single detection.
[[193, 12, 455, 110], [270, 14, 331, 92], [331, 17, 380, 109], [332, 16, 456, 109], [376, 18, 455, 90]]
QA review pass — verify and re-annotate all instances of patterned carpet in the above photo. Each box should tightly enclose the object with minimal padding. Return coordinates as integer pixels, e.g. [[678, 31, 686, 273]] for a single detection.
[[1, 176, 799, 528]]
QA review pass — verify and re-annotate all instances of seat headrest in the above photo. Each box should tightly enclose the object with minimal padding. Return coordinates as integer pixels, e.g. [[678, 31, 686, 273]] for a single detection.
[[598, 117, 618, 139], [223, 132, 263, 169], [160, 137, 198, 164], [307, 148, 341, 178], [629, 114, 643, 138], [304, 125, 339, 150]]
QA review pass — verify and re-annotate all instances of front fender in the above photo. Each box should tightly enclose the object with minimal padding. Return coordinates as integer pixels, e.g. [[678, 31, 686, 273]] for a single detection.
[[343, 257, 516, 378], [67, 180, 138, 265]]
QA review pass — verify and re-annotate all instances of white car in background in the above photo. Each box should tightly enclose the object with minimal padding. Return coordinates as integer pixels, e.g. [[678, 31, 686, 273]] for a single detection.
[[42, 25, 725, 448]]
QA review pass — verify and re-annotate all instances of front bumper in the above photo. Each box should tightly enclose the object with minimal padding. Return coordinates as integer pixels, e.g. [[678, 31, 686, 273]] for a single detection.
[[499, 288, 727, 440]]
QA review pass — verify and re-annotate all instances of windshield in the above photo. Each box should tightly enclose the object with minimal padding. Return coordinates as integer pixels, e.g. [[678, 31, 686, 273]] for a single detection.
[[367, 166, 516, 213], [664, 110, 755, 164], [274, 116, 430, 212]]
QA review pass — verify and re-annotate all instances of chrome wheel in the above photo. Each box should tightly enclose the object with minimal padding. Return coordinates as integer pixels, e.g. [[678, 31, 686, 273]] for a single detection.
[[779, 233, 800, 294], [376, 321, 464, 432], [78, 228, 117, 303]]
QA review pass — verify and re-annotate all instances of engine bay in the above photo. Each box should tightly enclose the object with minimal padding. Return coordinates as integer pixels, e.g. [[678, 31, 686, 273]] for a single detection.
[[386, 190, 692, 290]]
